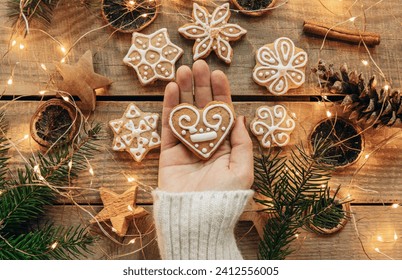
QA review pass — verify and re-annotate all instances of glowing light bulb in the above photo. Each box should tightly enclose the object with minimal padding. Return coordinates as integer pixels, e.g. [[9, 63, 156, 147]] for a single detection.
[[392, 203, 399, 209], [127, 205, 133, 212], [384, 85, 390, 91], [291, 112, 297, 119], [361, 60, 368, 66], [23, 134, 29, 140], [127, 177, 135, 183], [129, 239, 136, 244], [349, 17, 357, 22], [62, 96, 69, 102], [377, 235, 383, 242], [89, 167, 94, 176], [326, 111, 332, 118], [19, 43, 25, 50], [60, 46, 67, 54], [295, 234, 299, 239], [321, 184, 326, 188], [60, 57, 66, 63], [374, 247, 380, 253], [11, 40, 17, 47], [39, 90, 47, 95], [365, 154, 370, 159], [50, 241, 58, 249], [68, 160, 73, 169], [142, 13, 148, 18], [112, 227, 117, 233], [7, 77, 13, 85], [40, 63, 47, 71], [394, 232, 398, 241]]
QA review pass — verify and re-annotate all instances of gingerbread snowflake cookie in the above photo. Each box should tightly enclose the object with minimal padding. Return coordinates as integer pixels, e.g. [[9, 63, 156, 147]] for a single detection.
[[169, 101, 235, 159], [253, 37, 307, 95], [123, 28, 183, 85], [250, 105, 296, 148], [109, 103, 161, 162], [178, 3, 247, 64]]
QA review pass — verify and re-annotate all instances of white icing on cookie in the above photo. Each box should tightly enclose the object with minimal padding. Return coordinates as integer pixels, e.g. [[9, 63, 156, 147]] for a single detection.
[[169, 102, 235, 159], [109, 103, 161, 162], [123, 28, 183, 85], [253, 37, 307, 95], [178, 3, 246, 64], [250, 105, 296, 148]]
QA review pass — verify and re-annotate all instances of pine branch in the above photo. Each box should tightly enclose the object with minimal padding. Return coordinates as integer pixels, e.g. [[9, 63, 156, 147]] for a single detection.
[[0, 224, 94, 260], [7, 0, 59, 27], [254, 138, 339, 260], [0, 112, 10, 190]]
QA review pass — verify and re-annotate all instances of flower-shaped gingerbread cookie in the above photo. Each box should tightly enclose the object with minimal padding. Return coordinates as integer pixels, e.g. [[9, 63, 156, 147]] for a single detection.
[[250, 105, 296, 148], [109, 103, 161, 162], [253, 37, 307, 95], [178, 3, 247, 64], [123, 28, 183, 85]]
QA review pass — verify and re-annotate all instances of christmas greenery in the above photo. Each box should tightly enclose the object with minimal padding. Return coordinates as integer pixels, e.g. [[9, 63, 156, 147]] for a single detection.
[[0, 111, 101, 260], [254, 137, 350, 260], [7, 0, 60, 34]]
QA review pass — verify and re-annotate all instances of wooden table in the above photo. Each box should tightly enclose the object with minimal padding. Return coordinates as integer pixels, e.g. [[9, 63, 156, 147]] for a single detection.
[[0, 0, 401, 260]]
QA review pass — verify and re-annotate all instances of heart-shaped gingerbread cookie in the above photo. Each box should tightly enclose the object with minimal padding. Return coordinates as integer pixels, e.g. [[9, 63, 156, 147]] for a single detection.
[[169, 101, 235, 159]]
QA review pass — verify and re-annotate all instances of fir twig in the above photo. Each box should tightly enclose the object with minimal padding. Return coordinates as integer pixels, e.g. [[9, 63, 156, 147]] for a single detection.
[[254, 138, 347, 260], [0, 224, 94, 260]]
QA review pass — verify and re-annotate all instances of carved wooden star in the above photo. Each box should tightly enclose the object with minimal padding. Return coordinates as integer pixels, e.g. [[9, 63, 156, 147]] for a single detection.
[[55, 50, 112, 111], [91, 186, 148, 237]]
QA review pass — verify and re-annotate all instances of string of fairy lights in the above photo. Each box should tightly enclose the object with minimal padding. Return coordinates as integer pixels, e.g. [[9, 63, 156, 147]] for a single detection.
[[0, 0, 401, 259]]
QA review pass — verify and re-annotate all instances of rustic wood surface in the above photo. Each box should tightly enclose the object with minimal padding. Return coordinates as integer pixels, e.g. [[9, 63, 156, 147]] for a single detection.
[[0, 0, 401, 260]]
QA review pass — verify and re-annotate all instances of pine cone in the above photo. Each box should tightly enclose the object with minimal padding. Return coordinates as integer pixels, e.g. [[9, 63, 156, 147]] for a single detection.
[[312, 60, 401, 128]]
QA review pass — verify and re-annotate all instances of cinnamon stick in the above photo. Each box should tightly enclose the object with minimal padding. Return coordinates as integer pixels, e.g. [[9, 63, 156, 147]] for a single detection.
[[303, 20, 381, 46]]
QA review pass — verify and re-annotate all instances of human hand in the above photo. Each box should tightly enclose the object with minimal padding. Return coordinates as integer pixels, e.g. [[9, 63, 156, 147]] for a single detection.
[[158, 60, 253, 192]]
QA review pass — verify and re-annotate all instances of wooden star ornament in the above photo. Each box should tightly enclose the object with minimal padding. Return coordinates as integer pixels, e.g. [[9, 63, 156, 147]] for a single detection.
[[91, 186, 148, 237], [55, 50, 112, 111]]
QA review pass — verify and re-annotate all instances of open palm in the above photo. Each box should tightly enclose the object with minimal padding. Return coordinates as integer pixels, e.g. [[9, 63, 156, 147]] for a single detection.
[[158, 60, 253, 192]]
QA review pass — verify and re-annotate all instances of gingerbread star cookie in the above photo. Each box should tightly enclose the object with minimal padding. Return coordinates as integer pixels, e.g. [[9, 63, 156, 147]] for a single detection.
[[123, 28, 183, 85], [109, 103, 161, 162], [250, 105, 296, 148], [253, 37, 308, 95], [91, 186, 148, 237], [55, 50, 112, 111], [169, 101, 235, 159], [178, 3, 247, 64]]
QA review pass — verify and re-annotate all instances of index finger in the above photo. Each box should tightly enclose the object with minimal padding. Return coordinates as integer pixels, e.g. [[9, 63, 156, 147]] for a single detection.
[[161, 82, 180, 151]]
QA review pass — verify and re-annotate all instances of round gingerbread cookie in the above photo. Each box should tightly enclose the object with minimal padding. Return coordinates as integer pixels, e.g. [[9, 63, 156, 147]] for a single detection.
[[169, 101, 236, 159], [253, 37, 307, 95], [250, 105, 296, 148]]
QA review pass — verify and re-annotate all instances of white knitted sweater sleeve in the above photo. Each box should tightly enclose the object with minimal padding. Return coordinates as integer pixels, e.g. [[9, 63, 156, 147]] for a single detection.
[[152, 190, 254, 260]]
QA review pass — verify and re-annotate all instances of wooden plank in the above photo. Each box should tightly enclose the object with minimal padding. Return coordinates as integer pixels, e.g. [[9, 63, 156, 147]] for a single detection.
[[0, 0, 400, 97], [40, 204, 402, 260], [2, 100, 401, 204]]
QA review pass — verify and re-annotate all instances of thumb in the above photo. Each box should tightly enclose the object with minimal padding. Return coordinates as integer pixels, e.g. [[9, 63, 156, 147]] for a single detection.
[[229, 116, 254, 187]]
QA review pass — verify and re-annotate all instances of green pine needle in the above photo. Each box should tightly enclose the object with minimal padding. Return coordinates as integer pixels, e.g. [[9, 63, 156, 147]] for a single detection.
[[0, 224, 95, 260], [254, 138, 346, 260], [0, 111, 102, 259]]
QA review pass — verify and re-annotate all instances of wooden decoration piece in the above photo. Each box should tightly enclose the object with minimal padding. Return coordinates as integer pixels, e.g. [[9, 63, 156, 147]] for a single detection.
[[303, 20, 381, 46], [55, 50, 112, 111], [91, 186, 148, 237]]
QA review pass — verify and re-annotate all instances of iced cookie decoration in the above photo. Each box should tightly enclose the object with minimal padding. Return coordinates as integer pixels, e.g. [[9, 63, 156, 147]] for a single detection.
[[169, 101, 235, 159], [109, 103, 161, 162], [123, 28, 183, 85], [178, 3, 247, 64], [250, 105, 296, 148], [253, 37, 307, 95]]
